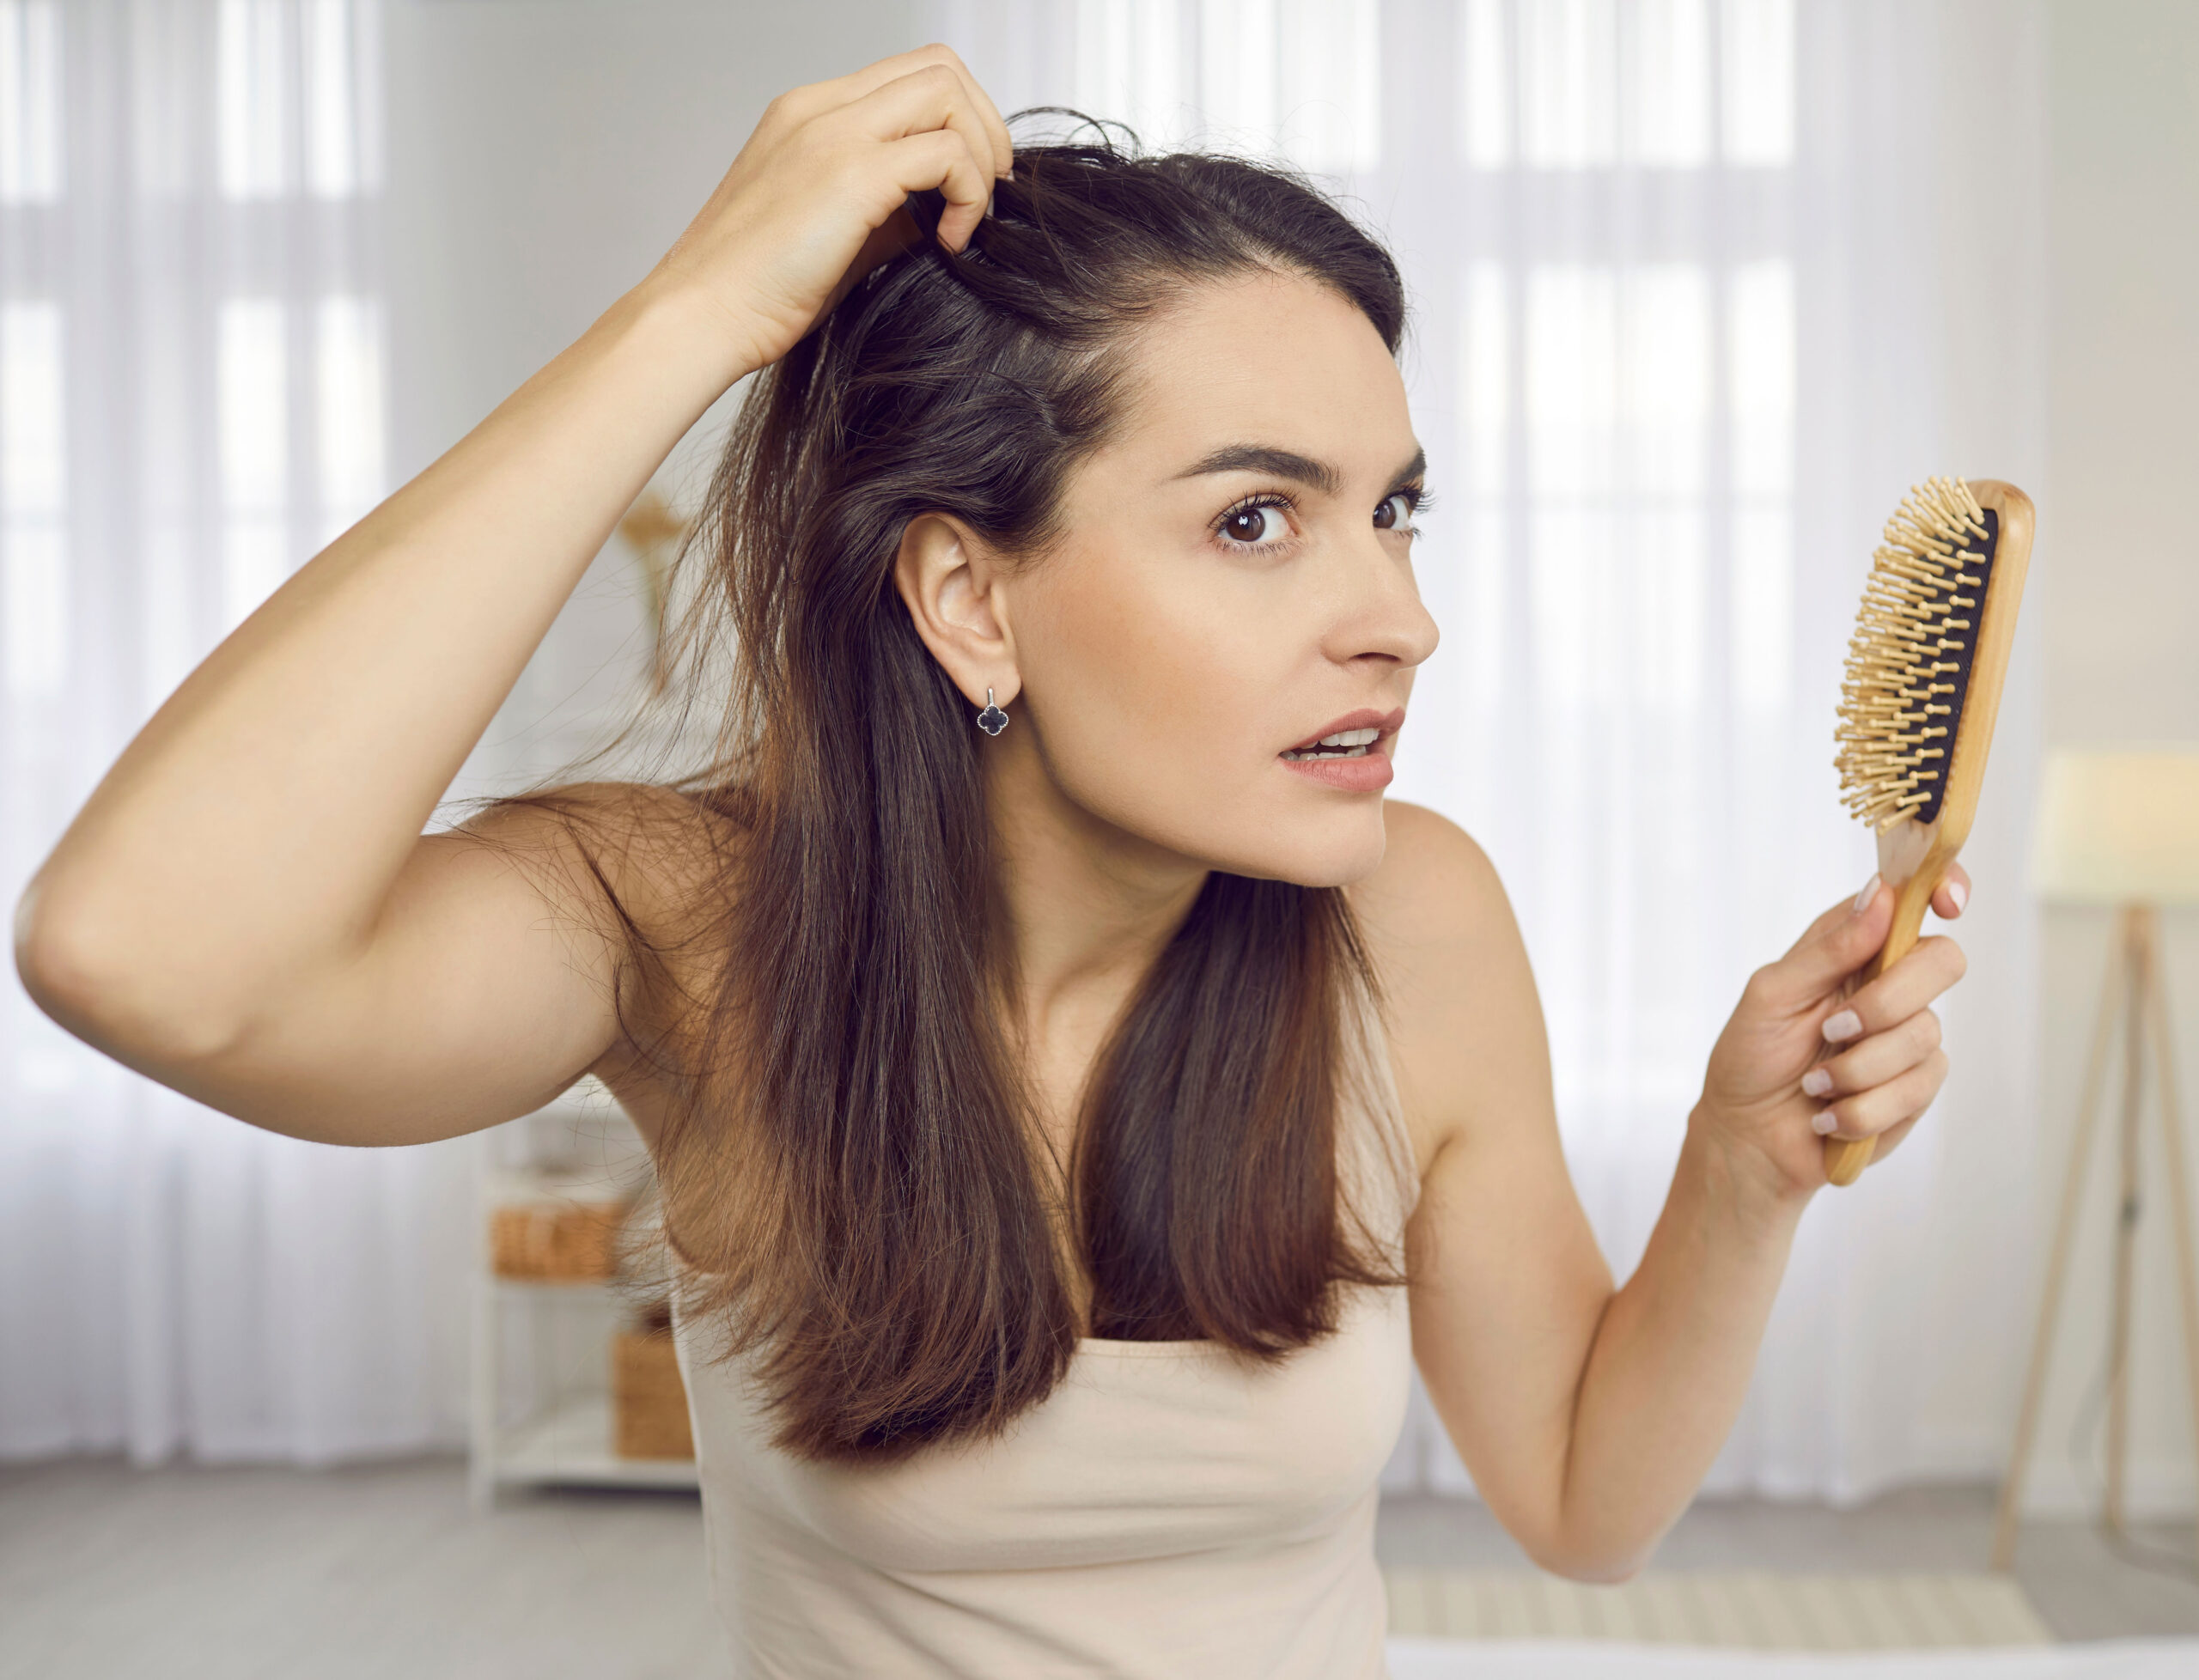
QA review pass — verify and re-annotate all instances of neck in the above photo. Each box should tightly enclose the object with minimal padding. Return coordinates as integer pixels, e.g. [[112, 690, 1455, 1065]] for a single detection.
[[982, 727, 1209, 1060]]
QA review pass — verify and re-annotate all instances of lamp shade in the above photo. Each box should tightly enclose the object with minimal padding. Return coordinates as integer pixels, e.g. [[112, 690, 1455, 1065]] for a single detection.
[[2030, 747, 2199, 906]]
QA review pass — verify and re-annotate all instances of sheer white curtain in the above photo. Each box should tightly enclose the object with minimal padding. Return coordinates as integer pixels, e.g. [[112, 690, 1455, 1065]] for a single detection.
[[928, 0, 2049, 1504], [0, 0, 475, 1464]]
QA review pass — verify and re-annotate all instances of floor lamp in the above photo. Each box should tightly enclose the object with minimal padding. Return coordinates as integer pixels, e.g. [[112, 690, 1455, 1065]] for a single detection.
[[1991, 748, 2199, 1572]]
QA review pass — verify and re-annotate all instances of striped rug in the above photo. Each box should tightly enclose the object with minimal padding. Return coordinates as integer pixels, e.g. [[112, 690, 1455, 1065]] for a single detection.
[[1382, 1571, 2056, 1649]]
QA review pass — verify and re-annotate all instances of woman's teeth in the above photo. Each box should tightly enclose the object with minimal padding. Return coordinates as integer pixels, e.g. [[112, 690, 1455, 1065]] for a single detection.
[[1282, 726, 1380, 761]]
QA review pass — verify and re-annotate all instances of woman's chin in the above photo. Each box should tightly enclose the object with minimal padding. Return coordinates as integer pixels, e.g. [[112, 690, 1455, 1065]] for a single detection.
[[1215, 811, 1389, 890]]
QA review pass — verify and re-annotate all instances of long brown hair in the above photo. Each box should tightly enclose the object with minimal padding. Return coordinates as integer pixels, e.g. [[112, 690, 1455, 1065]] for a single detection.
[[500, 113, 1417, 1464]]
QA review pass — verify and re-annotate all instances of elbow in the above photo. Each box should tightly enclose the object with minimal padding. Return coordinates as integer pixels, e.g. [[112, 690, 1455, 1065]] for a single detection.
[[14, 876, 105, 1029], [1526, 1499, 1654, 1585], [1528, 1531, 1650, 1584], [14, 878, 247, 1067], [1539, 1552, 1647, 1586]]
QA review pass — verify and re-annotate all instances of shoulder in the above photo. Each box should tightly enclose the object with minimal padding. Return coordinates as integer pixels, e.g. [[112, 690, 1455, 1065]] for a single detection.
[[1345, 798, 1508, 954], [1344, 800, 1544, 1172]]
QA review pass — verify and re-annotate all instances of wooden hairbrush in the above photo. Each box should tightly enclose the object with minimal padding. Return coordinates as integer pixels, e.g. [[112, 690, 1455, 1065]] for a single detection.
[[1821, 475, 2035, 1187]]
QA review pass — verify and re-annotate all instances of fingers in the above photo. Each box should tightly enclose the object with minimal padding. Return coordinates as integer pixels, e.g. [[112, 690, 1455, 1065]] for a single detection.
[[1810, 1046, 1948, 1143], [882, 128, 995, 251], [1805, 1006, 1940, 1100], [905, 135, 991, 253], [1755, 863, 1979, 1022], [810, 46, 1014, 179], [851, 59, 1005, 174], [1752, 883, 1898, 1013], [934, 48, 1017, 176], [1818, 933, 1965, 1046], [1791, 888, 1964, 1171], [1931, 860, 1971, 922], [909, 45, 1018, 176], [849, 65, 1005, 249]]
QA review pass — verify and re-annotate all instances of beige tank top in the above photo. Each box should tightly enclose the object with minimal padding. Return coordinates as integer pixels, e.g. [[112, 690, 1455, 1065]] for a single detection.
[[671, 978, 1422, 1678]]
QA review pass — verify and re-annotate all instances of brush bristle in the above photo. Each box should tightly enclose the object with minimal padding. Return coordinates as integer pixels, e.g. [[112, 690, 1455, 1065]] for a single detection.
[[1834, 476, 2001, 832]]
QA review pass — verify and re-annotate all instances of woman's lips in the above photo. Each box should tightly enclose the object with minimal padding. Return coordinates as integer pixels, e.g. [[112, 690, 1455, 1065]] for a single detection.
[[1283, 705, 1407, 753], [1277, 706, 1403, 793], [1277, 732, 1395, 792]]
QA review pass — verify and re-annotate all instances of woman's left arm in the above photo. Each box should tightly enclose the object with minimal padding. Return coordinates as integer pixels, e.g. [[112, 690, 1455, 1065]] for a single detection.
[[1362, 803, 1968, 1584]]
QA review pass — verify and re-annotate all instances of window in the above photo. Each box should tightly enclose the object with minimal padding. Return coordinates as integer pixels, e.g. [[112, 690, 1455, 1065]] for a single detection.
[[0, 0, 387, 1089], [1444, 3, 1797, 1125], [1066, 0, 1800, 1141], [1, 1, 64, 702], [1075, 0, 1385, 173], [210, 0, 389, 632], [0, 0, 390, 709]]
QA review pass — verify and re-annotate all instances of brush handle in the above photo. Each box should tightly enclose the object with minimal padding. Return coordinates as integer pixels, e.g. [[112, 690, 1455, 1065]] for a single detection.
[[1820, 865, 1941, 1186]]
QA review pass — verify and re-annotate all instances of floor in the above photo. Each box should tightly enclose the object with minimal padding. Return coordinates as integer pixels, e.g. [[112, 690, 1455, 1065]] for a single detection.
[[1376, 1486, 2199, 1640], [1380, 1568, 2058, 1647], [3, 1457, 2197, 1680]]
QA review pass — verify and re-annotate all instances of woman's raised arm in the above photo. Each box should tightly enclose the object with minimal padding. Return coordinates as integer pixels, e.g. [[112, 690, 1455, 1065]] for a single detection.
[[12, 45, 1014, 1147]]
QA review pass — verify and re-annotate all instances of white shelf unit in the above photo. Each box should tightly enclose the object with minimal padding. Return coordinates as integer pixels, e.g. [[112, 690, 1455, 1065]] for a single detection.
[[467, 1079, 696, 1509]]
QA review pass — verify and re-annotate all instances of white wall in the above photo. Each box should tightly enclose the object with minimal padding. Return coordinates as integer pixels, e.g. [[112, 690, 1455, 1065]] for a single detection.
[[386, 0, 923, 784], [2014, 0, 2199, 1519]]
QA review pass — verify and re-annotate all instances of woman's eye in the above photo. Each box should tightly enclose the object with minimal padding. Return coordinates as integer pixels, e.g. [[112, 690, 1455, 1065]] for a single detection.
[[1218, 501, 1290, 546], [1375, 490, 1418, 533]]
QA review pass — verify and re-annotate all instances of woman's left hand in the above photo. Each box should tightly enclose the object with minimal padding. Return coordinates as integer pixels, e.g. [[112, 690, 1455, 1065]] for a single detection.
[[1693, 863, 1972, 1202]]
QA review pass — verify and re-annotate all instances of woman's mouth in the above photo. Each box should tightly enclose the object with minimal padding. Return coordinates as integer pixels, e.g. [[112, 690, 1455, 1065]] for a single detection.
[[1279, 726, 1381, 761], [1276, 709, 1401, 792]]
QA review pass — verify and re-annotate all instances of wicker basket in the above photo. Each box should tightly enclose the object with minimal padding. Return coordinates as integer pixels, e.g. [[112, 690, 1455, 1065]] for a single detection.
[[612, 1326, 693, 1459], [490, 1199, 629, 1281]]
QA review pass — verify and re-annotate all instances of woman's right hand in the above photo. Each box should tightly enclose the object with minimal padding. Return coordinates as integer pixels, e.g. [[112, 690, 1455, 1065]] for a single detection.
[[13, 46, 1015, 1152], [647, 44, 1016, 380]]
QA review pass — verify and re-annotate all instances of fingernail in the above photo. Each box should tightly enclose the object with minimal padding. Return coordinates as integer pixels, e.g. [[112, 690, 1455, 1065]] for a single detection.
[[1823, 1008, 1862, 1043], [1802, 1068, 1834, 1098], [1812, 1110, 1840, 1135], [1852, 872, 1880, 915], [1946, 880, 1968, 914]]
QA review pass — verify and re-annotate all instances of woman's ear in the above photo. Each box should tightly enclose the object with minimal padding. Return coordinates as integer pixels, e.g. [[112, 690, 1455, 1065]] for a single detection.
[[892, 513, 1020, 708]]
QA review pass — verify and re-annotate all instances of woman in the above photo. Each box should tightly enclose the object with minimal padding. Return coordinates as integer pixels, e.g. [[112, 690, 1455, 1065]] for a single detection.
[[15, 44, 1969, 1678]]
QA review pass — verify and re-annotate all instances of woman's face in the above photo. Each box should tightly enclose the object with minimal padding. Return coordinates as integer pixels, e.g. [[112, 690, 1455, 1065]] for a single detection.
[[993, 267, 1440, 890]]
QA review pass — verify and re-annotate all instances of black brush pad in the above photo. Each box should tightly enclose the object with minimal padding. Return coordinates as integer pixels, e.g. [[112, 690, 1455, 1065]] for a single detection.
[[1911, 506, 1999, 827]]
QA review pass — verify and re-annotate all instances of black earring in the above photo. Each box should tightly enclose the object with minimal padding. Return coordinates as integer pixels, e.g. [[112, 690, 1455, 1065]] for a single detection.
[[976, 685, 1009, 736]]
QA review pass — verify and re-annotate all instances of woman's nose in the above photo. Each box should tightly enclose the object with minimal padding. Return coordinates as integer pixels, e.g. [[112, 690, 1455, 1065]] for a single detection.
[[1337, 536, 1440, 670]]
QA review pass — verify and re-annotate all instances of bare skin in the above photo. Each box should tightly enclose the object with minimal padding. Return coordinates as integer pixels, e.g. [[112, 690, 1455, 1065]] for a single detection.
[[12, 44, 1970, 1586]]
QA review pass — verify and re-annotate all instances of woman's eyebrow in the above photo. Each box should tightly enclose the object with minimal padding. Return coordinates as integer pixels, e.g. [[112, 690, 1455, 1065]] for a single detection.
[[1170, 442, 1427, 497]]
